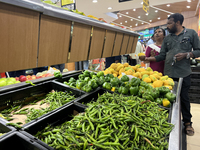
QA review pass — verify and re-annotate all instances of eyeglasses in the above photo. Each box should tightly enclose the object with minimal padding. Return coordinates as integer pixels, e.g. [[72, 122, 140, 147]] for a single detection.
[[171, 56, 176, 66]]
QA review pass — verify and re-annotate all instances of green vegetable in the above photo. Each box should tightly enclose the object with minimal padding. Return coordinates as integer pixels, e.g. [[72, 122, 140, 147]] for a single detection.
[[102, 82, 111, 90], [83, 70, 90, 77], [130, 86, 139, 96], [121, 75, 129, 82], [110, 77, 120, 87], [159, 86, 171, 95], [165, 92, 176, 102], [155, 98, 163, 105], [54, 71, 62, 78], [84, 77, 90, 82], [78, 74, 85, 80], [69, 77, 76, 83], [25, 81, 35, 86], [142, 93, 154, 101], [76, 81, 85, 90], [130, 78, 141, 86], [90, 72, 96, 78], [97, 71, 104, 78], [104, 76, 111, 82], [82, 84, 92, 92], [121, 86, 129, 95]]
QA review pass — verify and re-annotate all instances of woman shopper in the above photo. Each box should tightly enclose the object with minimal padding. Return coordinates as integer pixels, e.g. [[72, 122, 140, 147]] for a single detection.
[[145, 28, 165, 74]]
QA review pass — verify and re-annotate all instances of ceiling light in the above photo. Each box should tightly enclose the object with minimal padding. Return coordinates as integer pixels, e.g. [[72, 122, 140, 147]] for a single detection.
[[141, 2, 143, 4], [133, 9, 136, 11], [108, 7, 112, 10], [187, 0, 191, 2], [126, 12, 129, 14], [120, 22, 122, 24], [130, 25, 132, 27], [167, 4, 170, 7], [146, 13, 149, 16], [167, 15, 170, 17], [187, 6, 190, 8], [130, 19, 133, 21], [158, 17, 160, 20], [141, 22, 144, 24], [119, 15, 122, 17], [155, 10, 158, 13], [135, 24, 138, 26], [149, 20, 152, 22], [138, 16, 140, 18], [125, 21, 127, 23], [92, 0, 97, 3]]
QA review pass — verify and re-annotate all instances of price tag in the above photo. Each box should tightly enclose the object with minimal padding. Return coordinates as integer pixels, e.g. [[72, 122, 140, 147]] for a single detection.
[[61, 0, 74, 6]]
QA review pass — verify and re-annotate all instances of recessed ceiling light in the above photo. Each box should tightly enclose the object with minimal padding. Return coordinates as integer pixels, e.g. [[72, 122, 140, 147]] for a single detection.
[[108, 7, 112, 10], [167, 15, 170, 17], [141, 2, 143, 4], [158, 17, 160, 20], [133, 9, 136, 11], [138, 16, 141, 18], [149, 20, 152, 22], [125, 21, 127, 23], [130, 25, 132, 27], [119, 15, 122, 17], [126, 12, 129, 14], [135, 24, 138, 26], [187, 6, 190, 8], [187, 0, 191, 2], [130, 19, 133, 21], [167, 4, 170, 7], [146, 13, 149, 16], [155, 10, 158, 13], [92, 0, 97, 3], [120, 22, 122, 24], [141, 22, 144, 24]]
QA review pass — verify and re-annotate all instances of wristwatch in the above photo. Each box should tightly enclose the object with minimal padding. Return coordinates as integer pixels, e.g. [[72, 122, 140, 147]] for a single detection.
[[186, 52, 190, 59]]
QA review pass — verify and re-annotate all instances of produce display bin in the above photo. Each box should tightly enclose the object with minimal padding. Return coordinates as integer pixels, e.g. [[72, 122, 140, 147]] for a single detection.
[[0, 117, 16, 140], [0, 80, 85, 127], [21, 103, 86, 149], [0, 131, 49, 150]]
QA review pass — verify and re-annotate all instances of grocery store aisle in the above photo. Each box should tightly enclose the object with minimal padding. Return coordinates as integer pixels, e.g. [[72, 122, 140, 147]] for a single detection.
[[187, 103, 200, 150]]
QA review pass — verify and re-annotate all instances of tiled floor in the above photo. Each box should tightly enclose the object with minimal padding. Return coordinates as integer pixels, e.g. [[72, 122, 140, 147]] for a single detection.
[[187, 103, 200, 150]]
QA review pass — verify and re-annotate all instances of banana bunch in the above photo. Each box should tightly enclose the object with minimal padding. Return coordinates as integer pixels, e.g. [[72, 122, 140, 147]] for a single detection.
[[138, 53, 145, 56]]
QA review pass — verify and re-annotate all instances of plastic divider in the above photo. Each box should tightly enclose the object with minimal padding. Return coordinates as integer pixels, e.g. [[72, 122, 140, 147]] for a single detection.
[[0, 117, 16, 140]]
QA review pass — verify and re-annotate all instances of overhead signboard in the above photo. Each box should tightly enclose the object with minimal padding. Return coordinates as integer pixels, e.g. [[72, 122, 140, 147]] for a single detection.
[[61, 0, 76, 10], [143, 0, 149, 14], [118, 0, 132, 3]]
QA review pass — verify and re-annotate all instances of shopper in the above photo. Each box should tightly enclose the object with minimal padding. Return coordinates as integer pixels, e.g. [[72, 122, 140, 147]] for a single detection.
[[145, 28, 165, 74], [146, 34, 155, 46], [141, 13, 200, 136], [129, 41, 143, 65]]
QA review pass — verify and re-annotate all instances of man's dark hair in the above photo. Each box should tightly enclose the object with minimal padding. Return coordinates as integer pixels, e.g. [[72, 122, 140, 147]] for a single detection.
[[168, 13, 184, 25]]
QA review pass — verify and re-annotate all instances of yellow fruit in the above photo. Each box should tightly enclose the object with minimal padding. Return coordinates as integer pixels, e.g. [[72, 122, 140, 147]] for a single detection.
[[146, 67, 153, 71], [160, 75, 168, 81], [119, 68, 125, 75], [130, 66, 137, 71], [116, 64, 124, 71], [148, 83, 154, 88], [149, 71, 154, 75], [113, 73, 117, 77], [113, 71, 119, 76], [123, 63, 129, 67], [141, 71, 150, 76], [138, 53, 145, 56], [110, 63, 117, 70], [162, 99, 171, 107], [125, 69, 133, 75], [150, 75, 157, 82], [132, 73, 138, 78], [143, 77, 151, 83], [118, 75, 122, 79], [154, 71, 159, 74], [109, 68, 115, 73], [164, 85, 172, 90], [111, 87, 115, 92], [136, 68, 146, 72], [168, 78, 173, 81], [152, 74, 160, 79], [142, 74, 149, 80], [158, 73, 163, 76], [153, 80, 163, 88], [137, 72, 142, 79]]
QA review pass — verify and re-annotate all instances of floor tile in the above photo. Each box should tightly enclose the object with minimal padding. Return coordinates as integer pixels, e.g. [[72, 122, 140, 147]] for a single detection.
[[187, 143, 200, 150]]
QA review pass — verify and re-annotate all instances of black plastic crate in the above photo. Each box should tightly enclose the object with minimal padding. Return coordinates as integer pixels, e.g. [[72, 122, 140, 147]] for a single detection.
[[191, 78, 200, 86], [0, 131, 49, 150], [0, 81, 85, 126], [191, 66, 200, 72], [189, 93, 200, 103], [0, 117, 16, 139], [189, 86, 200, 94], [21, 103, 85, 149], [191, 72, 200, 79]]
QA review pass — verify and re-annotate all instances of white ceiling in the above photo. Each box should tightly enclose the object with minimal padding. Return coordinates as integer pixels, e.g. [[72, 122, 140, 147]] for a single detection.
[[76, 0, 188, 23]]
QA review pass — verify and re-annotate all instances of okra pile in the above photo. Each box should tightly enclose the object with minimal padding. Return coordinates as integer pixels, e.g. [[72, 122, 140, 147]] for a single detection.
[[35, 92, 173, 150], [0, 91, 76, 123]]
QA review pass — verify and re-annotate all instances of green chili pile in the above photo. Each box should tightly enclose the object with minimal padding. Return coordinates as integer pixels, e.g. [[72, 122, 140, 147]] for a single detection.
[[35, 92, 173, 150]]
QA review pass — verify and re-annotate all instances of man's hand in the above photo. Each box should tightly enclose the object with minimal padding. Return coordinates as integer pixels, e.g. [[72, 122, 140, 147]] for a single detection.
[[150, 50, 156, 57], [174, 53, 187, 61], [145, 57, 156, 62]]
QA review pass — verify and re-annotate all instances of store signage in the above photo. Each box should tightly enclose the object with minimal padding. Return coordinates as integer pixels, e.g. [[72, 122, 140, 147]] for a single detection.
[[61, 0, 76, 10], [118, 0, 132, 2], [143, 0, 149, 14]]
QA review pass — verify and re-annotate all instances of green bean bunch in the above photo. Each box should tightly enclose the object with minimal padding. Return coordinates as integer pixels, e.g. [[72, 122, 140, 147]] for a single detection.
[[35, 92, 173, 150]]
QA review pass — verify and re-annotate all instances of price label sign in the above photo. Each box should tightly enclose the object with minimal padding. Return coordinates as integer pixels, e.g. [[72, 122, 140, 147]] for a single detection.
[[143, 0, 149, 14], [61, 0, 74, 6], [61, 0, 75, 10]]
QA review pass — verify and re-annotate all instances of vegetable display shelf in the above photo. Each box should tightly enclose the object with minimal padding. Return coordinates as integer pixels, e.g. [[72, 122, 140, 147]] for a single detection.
[[21, 103, 85, 150], [0, 131, 49, 150], [0, 117, 16, 140], [0, 80, 85, 128]]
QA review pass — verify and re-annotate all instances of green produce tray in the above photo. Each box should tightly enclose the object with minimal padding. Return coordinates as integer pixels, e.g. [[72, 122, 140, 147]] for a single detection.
[[0, 131, 49, 150], [21, 103, 86, 150], [0, 81, 85, 126], [0, 117, 16, 140]]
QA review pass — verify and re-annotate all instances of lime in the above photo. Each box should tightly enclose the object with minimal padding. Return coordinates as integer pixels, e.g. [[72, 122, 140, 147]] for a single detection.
[[0, 80, 6, 87]]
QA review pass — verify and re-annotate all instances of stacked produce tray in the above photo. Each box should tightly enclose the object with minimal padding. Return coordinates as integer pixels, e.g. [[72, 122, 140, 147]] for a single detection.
[[0, 131, 49, 150], [189, 72, 200, 103], [0, 117, 16, 139], [0, 80, 85, 127]]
